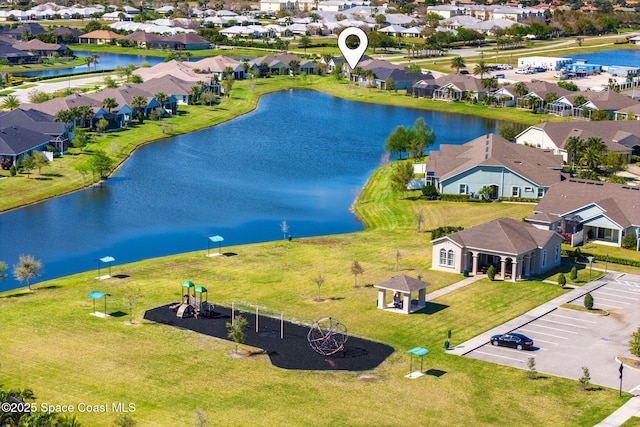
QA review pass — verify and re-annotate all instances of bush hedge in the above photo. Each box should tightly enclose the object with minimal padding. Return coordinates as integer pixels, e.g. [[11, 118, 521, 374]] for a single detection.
[[563, 249, 640, 267]]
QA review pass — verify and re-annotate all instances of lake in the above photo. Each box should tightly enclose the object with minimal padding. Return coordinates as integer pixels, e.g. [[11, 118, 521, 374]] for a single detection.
[[0, 90, 500, 291], [565, 49, 640, 66]]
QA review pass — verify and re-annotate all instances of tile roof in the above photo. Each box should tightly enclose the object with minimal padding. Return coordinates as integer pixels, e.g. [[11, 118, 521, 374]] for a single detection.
[[426, 133, 563, 186], [533, 179, 640, 228], [440, 217, 559, 255], [80, 30, 124, 40]]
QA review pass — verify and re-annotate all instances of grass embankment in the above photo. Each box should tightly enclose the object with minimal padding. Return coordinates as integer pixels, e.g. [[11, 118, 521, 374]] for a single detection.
[[0, 168, 628, 426], [0, 75, 559, 213], [0, 57, 86, 74]]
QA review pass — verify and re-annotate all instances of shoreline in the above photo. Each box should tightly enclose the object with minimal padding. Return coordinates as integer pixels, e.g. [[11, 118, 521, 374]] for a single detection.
[[0, 76, 551, 214]]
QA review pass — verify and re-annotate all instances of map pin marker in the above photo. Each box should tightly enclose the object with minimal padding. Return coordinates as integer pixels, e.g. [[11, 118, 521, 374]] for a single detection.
[[338, 27, 368, 70]]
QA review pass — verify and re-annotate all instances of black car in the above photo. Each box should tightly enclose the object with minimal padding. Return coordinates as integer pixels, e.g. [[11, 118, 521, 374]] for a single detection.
[[490, 333, 534, 350]]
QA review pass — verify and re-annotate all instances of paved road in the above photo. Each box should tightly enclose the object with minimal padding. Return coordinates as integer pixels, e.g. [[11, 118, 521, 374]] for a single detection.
[[7, 75, 114, 103]]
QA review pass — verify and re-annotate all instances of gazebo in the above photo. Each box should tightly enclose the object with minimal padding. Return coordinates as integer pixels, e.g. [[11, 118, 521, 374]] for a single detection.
[[374, 275, 430, 314]]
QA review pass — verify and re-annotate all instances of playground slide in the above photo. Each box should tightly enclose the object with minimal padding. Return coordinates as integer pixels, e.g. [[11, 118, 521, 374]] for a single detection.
[[176, 303, 193, 318]]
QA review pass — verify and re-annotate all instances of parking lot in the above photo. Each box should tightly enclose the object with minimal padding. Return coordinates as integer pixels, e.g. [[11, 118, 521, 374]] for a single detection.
[[463, 273, 640, 392]]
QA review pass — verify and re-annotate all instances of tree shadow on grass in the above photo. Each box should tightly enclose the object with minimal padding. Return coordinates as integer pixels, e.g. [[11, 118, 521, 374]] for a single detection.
[[2, 292, 33, 299], [37, 285, 61, 291], [34, 177, 52, 181], [113, 274, 130, 279], [223, 252, 237, 257]]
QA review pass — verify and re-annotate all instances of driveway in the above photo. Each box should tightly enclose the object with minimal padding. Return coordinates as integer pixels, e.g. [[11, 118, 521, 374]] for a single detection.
[[450, 273, 640, 392]]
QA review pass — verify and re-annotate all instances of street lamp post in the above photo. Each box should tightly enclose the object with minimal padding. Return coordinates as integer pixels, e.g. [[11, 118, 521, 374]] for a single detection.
[[587, 256, 595, 281]]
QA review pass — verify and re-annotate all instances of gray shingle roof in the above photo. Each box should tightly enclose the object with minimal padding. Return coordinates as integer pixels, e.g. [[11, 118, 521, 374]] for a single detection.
[[533, 179, 640, 228], [0, 108, 64, 135], [374, 275, 430, 292], [426, 133, 563, 186], [531, 121, 639, 154], [0, 125, 52, 156], [440, 217, 558, 255], [433, 73, 484, 92]]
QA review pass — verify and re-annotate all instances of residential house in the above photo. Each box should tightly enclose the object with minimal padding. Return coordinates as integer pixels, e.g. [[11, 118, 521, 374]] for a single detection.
[[12, 39, 64, 57], [432, 73, 487, 102], [370, 68, 424, 90], [406, 77, 438, 98], [0, 44, 35, 63], [0, 125, 54, 166], [134, 60, 218, 84], [614, 103, 640, 123], [0, 23, 45, 39], [527, 179, 640, 249], [46, 27, 83, 43], [500, 80, 573, 110], [515, 120, 638, 161], [0, 108, 68, 153], [431, 217, 563, 280], [570, 90, 638, 120], [194, 55, 245, 80], [425, 133, 563, 199], [78, 30, 124, 45], [249, 53, 316, 76], [123, 31, 163, 49], [260, 0, 297, 12], [147, 33, 210, 50], [137, 75, 197, 108]]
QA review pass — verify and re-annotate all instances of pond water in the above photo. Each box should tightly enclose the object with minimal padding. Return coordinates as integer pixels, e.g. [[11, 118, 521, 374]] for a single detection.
[[15, 51, 167, 77], [0, 90, 501, 291], [564, 49, 640, 66]]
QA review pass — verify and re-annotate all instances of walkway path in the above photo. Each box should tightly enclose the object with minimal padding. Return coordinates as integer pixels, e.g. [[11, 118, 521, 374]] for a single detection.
[[9, 74, 111, 103]]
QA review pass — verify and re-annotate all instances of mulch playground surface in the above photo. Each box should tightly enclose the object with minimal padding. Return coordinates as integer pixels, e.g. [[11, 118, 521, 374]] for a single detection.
[[144, 304, 394, 371]]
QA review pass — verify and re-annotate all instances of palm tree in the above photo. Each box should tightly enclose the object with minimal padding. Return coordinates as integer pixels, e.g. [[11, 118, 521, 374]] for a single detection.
[[1, 94, 20, 110], [101, 97, 118, 113], [564, 136, 583, 169], [189, 85, 201, 104], [184, 51, 192, 62], [299, 35, 311, 54], [473, 60, 490, 79], [84, 55, 93, 71], [76, 105, 94, 128], [154, 92, 169, 116], [91, 53, 99, 71], [54, 108, 75, 126], [513, 82, 528, 107], [581, 137, 606, 171], [131, 95, 147, 122], [288, 60, 300, 75], [450, 55, 465, 73], [481, 77, 498, 91]]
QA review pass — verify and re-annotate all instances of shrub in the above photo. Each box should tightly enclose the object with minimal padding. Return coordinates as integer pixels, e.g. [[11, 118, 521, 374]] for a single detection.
[[430, 226, 464, 240], [570, 266, 578, 281], [629, 327, 640, 357], [558, 273, 566, 287], [421, 184, 439, 200], [574, 247, 582, 262], [487, 265, 496, 281], [579, 366, 591, 390], [584, 292, 594, 310], [9, 165, 16, 176], [622, 233, 637, 250]]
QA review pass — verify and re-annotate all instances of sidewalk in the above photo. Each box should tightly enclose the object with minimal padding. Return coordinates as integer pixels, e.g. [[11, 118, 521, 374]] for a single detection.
[[595, 396, 640, 427]]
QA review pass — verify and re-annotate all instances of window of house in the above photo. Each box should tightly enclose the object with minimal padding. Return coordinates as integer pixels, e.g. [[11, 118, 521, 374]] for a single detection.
[[512, 187, 520, 197], [542, 249, 547, 268], [459, 184, 467, 194], [537, 188, 544, 198], [555, 244, 560, 262], [524, 187, 533, 192], [440, 249, 447, 265], [447, 250, 454, 266]]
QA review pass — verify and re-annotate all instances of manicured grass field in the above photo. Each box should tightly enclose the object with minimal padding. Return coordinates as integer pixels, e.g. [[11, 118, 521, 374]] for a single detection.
[[0, 164, 633, 426]]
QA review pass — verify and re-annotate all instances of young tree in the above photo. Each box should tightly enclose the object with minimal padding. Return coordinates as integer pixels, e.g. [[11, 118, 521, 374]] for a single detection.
[[226, 316, 248, 354], [1, 94, 20, 111], [313, 273, 324, 301], [414, 209, 425, 231], [558, 272, 566, 287], [96, 118, 109, 135], [409, 117, 435, 159], [89, 150, 115, 179], [280, 220, 289, 240], [351, 261, 364, 288], [299, 35, 311, 54], [584, 292, 594, 310], [31, 151, 49, 175], [395, 250, 400, 272], [385, 125, 410, 159], [390, 161, 414, 199], [13, 254, 43, 290], [71, 128, 91, 153], [21, 153, 35, 178], [527, 357, 537, 379], [579, 366, 591, 390], [497, 124, 519, 142], [113, 414, 137, 427], [629, 327, 640, 357], [123, 289, 139, 323]]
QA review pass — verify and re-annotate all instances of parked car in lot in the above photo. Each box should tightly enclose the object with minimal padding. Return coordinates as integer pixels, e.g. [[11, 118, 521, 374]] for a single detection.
[[515, 68, 534, 74], [490, 333, 534, 350], [495, 73, 505, 79], [534, 66, 547, 73]]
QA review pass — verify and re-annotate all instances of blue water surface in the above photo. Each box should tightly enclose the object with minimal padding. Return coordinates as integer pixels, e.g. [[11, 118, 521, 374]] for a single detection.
[[0, 90, 501, 291], [564, 49, 640, 66]]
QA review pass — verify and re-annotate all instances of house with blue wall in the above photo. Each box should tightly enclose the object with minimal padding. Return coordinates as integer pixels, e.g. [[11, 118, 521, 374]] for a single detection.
[[425, 133, 563, 199]]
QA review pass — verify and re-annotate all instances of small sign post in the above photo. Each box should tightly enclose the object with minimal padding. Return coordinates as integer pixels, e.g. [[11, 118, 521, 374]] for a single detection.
[[619, 362, 624, 397]]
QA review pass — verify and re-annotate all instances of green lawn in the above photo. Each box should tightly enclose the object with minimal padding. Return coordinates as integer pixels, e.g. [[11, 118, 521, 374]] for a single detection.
[[0, 160, 635, 426]]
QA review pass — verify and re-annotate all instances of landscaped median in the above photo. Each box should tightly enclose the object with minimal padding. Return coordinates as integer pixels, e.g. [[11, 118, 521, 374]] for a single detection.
[[0, 168, 632, 426]]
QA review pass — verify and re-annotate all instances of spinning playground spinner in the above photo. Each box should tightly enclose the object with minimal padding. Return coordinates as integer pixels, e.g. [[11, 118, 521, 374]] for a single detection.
[[307, 317, 348, 356]]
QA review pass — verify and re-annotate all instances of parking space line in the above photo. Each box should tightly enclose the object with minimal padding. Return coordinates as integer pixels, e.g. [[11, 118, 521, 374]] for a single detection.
[[596, 291, 637, 300], [599, 288, 640, 297], [522, 324, 578, 334], [593, 296, 631, 305], [538, 318, 589, 329], [474, 350, 527, 363], [550, 314, 597, 323], [531, 338, 559, 345], [616, 281, 640, 288], [629, 384, 640, 393], [519, 328, 569, 339]]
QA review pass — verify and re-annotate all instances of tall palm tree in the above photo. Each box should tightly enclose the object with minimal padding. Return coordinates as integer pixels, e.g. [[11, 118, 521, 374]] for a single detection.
[[1, 94, 20, 110], [76, 105, 94, 128], [450, 56, 465, 73], [84, 55, 93, 71], [131, 95, 147, 122], [101, 97, 118, 113], [91, 53, 99, 71], [473, 60, 490, 79], [154, 92, 169, 116], [563, 136, 583, 169], [581, 137, 606, 171]]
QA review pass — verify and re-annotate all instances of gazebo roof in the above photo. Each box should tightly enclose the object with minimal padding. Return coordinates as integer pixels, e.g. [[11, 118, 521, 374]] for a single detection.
[[374, 275, 430, 293]]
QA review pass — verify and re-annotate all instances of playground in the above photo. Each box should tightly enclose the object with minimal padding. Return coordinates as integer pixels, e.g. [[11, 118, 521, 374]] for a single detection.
[[144, 302, 395, 371]]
